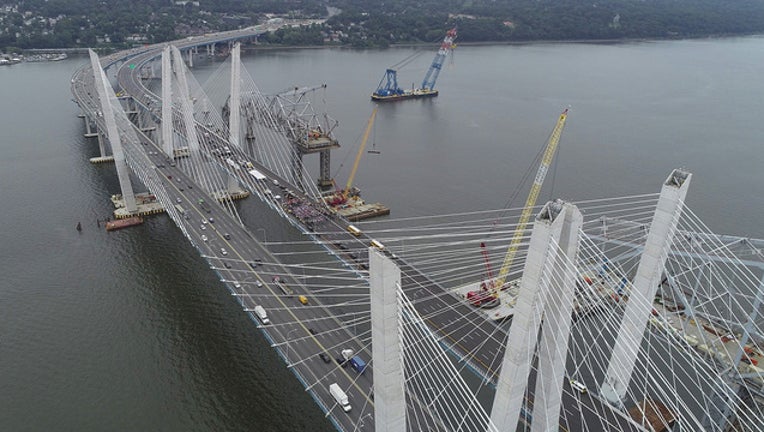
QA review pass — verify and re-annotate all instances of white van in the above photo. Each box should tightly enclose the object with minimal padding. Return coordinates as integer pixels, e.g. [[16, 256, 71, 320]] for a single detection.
[[253, 305, 269, 325], [569, 379, 588, 394], [329, 383, 351, 412]]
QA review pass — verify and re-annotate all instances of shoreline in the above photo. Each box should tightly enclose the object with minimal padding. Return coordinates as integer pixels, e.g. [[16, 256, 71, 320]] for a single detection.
[[239, 32, 764, 52], [25, 31, 764, 56]]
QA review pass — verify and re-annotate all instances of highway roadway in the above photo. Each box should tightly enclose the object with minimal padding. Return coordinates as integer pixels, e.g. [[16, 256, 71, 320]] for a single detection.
[[73, 31, 649, 432]]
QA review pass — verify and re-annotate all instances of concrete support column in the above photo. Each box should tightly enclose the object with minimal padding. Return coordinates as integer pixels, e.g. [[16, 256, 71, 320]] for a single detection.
[[229, 42, 241, 149], [187, 48, 193, 68], [600, 169, 691, 404], [97, 131, 107, 157], [161, 46, 174, 158], [491, 200, 568, 431], [532, 203, 583, 432], [369, 249, 406, 432], [89, 49, 137, 213], [318, 149, 332, 190]]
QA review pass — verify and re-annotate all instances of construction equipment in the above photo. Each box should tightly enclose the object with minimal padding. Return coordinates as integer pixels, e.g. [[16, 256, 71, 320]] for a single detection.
[[479, 242, 495, 291], [371, 28, 457, 102], [325, 107, 378, 207], [467, 242, 501, 308], [466, 108, 569, 306]]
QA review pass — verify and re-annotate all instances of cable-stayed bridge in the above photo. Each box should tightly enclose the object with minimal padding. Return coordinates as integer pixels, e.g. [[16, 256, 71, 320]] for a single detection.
[[70, 31, 764, 432]]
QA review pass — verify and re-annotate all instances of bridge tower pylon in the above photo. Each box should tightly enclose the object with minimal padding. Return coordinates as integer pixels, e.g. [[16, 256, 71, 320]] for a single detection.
[[600, 169, 692, 404], [89, 49, 137, 213], [490, 200, 581, 431], [170, 46, 201, 154], [161, 46, 174, 158], [532, 201, 583, 432], [369, 248, 406, 432], [229, 42, 241, 149]]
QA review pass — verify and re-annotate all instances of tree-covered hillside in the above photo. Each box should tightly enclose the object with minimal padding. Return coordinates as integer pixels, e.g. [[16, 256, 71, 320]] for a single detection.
[[2, 0, 764, 50]]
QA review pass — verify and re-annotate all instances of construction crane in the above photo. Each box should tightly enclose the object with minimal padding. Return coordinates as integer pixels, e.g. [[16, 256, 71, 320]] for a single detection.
[[371, 28, 457, 101], [466, 108, 569, 306], [495, 108, 569, 290], [479, 242, 495, 290], [325, 107, 378, 207], [421, 27, 458, 91]]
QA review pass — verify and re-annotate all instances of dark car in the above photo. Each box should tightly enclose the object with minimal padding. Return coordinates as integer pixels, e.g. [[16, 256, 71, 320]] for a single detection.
[[249, 261, 258, 269], [308, 328, 316, 335], [336, 357, 348, 368], [224, 233, 231, 240], [224, 262, 232, 269], [319, 353, 331, 363]]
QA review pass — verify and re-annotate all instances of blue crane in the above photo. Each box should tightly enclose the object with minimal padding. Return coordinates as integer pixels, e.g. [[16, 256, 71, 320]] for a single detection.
[[371, 28, 457, 101]]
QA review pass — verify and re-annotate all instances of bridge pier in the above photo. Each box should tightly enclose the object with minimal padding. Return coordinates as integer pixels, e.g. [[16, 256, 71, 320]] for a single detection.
[[319, 149, 333, 190], [369, 248, 406, 432], [83, 114, 99, 138], [96, 131, 107, 158], [600, 169, 692, 405]]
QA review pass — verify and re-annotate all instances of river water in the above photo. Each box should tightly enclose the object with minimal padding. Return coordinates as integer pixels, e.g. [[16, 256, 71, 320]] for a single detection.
[[1, 37, 763, 431]]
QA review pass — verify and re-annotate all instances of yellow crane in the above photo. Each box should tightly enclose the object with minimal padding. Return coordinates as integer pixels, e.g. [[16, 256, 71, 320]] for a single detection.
[[492, 108, 569, 292], [326, 107, 378, 206]]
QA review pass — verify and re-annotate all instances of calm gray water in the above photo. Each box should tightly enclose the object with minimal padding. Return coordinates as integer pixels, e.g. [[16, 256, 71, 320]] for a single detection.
[[1, 37, 763, 431]]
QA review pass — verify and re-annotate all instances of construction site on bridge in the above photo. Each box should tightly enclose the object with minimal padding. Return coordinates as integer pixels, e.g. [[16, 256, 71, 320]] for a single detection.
[[70, 28, 764, 432]]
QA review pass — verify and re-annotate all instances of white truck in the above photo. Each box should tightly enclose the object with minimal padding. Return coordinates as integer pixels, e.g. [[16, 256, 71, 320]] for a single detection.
[[329, 383, 351, 412], [253, 305, 269, 325]]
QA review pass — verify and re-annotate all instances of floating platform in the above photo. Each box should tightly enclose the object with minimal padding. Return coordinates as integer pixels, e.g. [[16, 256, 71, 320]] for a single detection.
[[111, 193, 166, 219], [371, 88, 438, 102], [173, 147, 190, 158], [211, 188, 250, 202], [333, 201, 390, 221], [105, 216, 144, 231], [89, 155, 114, 164]]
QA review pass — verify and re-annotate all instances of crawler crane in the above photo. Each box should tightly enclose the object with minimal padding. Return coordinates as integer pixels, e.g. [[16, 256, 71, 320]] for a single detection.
[[467, 109, 570, 307]]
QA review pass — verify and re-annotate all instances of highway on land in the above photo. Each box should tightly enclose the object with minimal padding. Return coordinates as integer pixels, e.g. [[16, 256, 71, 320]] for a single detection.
[[73, 30, 645, 431]]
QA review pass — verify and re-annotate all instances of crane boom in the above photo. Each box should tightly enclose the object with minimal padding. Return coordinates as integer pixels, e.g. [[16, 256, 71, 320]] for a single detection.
[[421, 28, 457, 91], [344, 107, 378, 198], [494, 108, 569, 290]]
